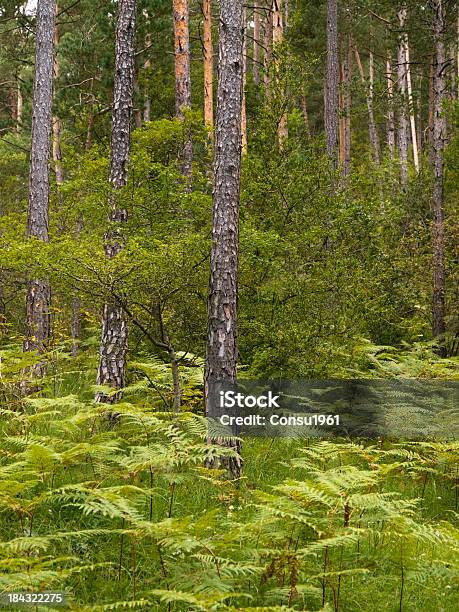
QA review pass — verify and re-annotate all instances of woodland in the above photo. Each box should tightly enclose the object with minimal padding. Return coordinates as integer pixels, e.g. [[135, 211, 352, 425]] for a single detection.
[[0, 0, 458, 610]]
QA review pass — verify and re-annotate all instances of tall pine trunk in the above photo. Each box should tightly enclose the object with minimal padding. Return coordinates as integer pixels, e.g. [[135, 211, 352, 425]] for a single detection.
[[205, 0, 244, 479], [431, 0, 447, 346], [95, 0, 136, 403], [241, 7, 248, 153], [173, 0, 192, 178], [325, 0, 339, 166], [203, 0, 213, 129], [273, 0, 287, 144], [24, 0, 56, 372]]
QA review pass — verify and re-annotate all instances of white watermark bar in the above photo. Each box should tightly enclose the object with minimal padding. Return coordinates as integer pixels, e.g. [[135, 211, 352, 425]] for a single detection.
[[0, 592, 68, 607], [207, 379, 459, 439]]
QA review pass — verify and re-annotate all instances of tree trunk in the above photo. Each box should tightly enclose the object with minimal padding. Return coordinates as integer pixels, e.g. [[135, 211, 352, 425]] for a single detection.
[[205, 0, 244, 479], [397, 7, 409, 188], [341, 36, 351, 176], [431, 0, 447, 346], [52, 8, 64, 193], [273, 0, 287, 144], [241, 7, 248, 153], [354, 46, 380, 164], [173, 0, 192, 178], [24, 0, 56, 369], [253, 5, 260, 86], [325, 0, 339, 166], [404, 36, 419, 173], [386, 52, 396, 159], [203, 0, 213, 129], [16, 76, 23, 133], [143, 31, 152, 123], [95, 0, 136, 404], [263, 6, 272, 95]]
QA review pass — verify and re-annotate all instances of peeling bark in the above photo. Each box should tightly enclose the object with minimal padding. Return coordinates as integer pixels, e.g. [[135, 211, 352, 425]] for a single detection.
[[203, 0, 213, 128], [205, 0, 244, 479], [24, 0, 56, 369], [96, 0, 136, 404]]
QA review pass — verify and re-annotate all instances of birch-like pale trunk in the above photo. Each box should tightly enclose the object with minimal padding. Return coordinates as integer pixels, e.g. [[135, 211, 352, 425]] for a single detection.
[[431, 0, 447, 346], [205, 0, 244, 479], [386, 52, 396, 159], [404, 38, 419, 173], [203, 0, 213, 128], [325, 0, 339, 165], [96, 0, 136, 404], [354, 46, 380, 164], [24, 0, 56, 371], [397, 7, 409, 188]]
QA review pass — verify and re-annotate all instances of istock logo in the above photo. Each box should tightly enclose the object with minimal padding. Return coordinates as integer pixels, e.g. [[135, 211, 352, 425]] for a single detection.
[[219, 390, 280, 409]]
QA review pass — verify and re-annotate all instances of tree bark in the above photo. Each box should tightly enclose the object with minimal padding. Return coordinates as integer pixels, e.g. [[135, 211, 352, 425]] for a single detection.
[[16, 76, 23, 133], [386, 51, 396, 159], [173, 0, 192, 178], [325, 0, 339, 166], [397, 7, 409, 188], [96, 0, 136, 404], [253, 5, 261, 86], [241, 7, 248, 153], [263, 6, 272, 95], [205, 0, 244, 479], [24, 0, 56, 368], [273, 0, 287, 144], [341, 36, 351, 176], [354, 46, 380, 164], [431, 0, 447, 346], [52, 7, 64, 193], [203, 0, 213, 129], [404, 36, 419, 173]]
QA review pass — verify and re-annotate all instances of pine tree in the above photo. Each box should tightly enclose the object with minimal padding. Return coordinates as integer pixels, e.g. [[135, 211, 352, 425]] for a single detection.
[[205, 0, 245, 479], [95, 0, 136, 404], [24, 0, 56, 373]]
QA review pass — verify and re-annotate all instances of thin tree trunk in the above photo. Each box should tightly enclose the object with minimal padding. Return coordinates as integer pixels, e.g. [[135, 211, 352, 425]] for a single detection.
[[325, 0, 339, 166], [431, 0, 447, 346], [301, 90, 310, 135], [263, 6, 272, 95], [143, 31, 152, 123], [253, 5, 260, 86], [273, 0, 287, 144], [203, 0, 213, 129], [354, 46, 380, 164], [52, 8, 64, 193], [16, 76, 23, 133], [397, 7, 409, 188], [173, 0, 192, 178], [85, 92, 95, 151], [205, 0, 244, 479], [386, 52, 396, 159], [341, 38, 351, 176], [95, 0, 136, 404], [24, 0, 56, 372], [241, 7, 248, 153], [404, 37, 419, 173]]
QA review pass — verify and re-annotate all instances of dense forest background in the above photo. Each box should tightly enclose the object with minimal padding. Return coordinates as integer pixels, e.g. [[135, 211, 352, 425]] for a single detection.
[[0, 0, 458, 610]]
